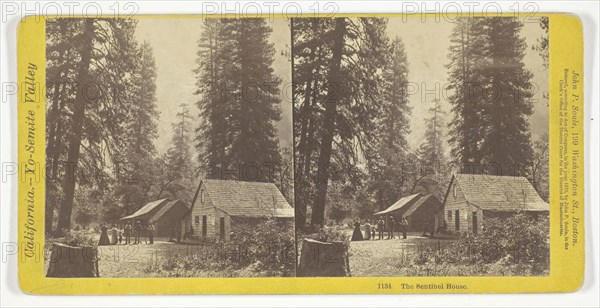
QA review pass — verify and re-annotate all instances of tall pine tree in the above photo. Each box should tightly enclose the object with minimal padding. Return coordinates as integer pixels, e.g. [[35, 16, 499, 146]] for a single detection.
[[479, 17, 534, 175], [417, 99, 445, 170], [368, 36, 411, 210], [292, 17, 391, 227], [114, 41, 160, 216], [446, 18, 487, 171], [446, 17, 533, 175], [194, 18, 282, 182], [47, 18, 141, 233], [162, 103, 195, 203]]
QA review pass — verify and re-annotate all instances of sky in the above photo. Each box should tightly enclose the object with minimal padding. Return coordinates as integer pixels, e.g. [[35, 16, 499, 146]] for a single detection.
[[134, 18, 292, 155], [134, 16, 548, 156]]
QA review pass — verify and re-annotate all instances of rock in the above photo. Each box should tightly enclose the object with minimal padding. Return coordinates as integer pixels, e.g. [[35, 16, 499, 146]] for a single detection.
[[46, 243, 99, 277], [297, 238, 350, 277]]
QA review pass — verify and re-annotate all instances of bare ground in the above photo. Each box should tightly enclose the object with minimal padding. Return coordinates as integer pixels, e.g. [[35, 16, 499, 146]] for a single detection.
[[343, 228, 461, 277]]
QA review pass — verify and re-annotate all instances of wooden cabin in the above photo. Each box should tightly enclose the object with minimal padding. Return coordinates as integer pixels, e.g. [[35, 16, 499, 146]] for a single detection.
[[183, 179, 294, 241], [374, 193, 442, 233], [442, 174, 549, 235], [121, 199, 190, 237]]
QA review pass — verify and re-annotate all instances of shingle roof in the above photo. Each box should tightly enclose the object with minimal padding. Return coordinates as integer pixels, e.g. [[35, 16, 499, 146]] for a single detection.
[[121, 198, 168, 220], [403, 194, 441, 216], [452, 174, 549, 211], [201, 179, 294, 218], [149, 199, 189, 222], [374, 193, 421, 216]]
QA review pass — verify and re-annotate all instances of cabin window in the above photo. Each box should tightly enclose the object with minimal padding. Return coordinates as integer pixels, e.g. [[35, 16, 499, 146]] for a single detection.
[[448, 210, 452, 219], [453, 184, 457, 199], [195, 216, 200, 225], [200, 189, 204, 203]]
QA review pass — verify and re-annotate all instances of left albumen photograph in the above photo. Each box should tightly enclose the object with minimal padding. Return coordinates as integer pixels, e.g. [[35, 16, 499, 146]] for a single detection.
[[44, 17, 295, 278]]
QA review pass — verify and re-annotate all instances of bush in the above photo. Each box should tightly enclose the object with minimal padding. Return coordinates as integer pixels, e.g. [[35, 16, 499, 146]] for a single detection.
[[476, 212, 549, 267], [148, 218, 296, 277], [228, 218, 296, 276], [410, 212, 550, 275], [61, 229, 97, 247]]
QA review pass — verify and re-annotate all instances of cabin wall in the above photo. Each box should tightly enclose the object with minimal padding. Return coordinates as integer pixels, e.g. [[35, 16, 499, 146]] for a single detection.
[[216, 209, 231, 241], [191, 185, 217, 239], [155, 217, 182, 237], [181, 212, 191, 238], [154, 204, 189, 237], [443, 182, 483, 234], [409, 200, 439, 233], [190, 187, 233, 241]]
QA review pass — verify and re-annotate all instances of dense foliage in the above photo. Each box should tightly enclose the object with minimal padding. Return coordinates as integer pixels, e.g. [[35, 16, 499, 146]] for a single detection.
[[194, 18, 283, 183], [412, 213, 549, 275], [148, 219, 295, 277], [46, 19, 161, 234]]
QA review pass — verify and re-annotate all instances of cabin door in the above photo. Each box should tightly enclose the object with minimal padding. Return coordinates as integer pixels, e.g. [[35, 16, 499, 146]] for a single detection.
[[202, 215, 207, 238], [472, 211, 478, 235], [455, 210, 460, 231], [219, 217, 225, 240]]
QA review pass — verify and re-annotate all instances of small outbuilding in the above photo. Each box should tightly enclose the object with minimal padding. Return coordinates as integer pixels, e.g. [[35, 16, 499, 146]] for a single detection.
[[183, 179, 295, 241], [121, 198, 189, 237], [121, 198, 169, 224], [442, 174, 549, 235], [374, 193, 442, 233], [148, 200, 190, 237]]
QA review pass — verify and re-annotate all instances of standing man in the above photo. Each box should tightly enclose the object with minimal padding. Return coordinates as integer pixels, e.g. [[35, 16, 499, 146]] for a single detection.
[[400, 216, 408, 239], [134, 220, 142, 244], [371, 223, 376, 240], [387, 216, 396, 239], [148, 222, 156, 244], [377, 218, 385, 240], [124, 222, 132, 244]]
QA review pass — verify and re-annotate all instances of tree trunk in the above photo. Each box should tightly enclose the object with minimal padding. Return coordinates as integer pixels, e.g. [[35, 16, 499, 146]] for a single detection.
[[297, 238, 350, 277], [56, 19, 94, 233], [46, 243, 99, 277], [310, 18, 345, 227]]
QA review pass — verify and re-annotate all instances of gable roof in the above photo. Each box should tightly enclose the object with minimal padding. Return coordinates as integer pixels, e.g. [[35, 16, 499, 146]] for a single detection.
[[449, 174, 549, 211], [374, 193, 421, 216], [121, 198, 168, 220], [200, 179, 294, 218], [403, 194, 441, 216], [149, 199, 189, 222]]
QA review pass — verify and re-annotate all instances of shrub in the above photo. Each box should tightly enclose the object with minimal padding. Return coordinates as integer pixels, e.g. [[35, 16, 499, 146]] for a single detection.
[[228, 218, 296, 276], [149, 218, 296, 277], [476, 212, 549, 267], [409, 212, 549, 275], [61, 229, 97, 247]]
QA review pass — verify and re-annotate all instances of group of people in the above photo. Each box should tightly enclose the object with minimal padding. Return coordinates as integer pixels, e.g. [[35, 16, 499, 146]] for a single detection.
[[351, 216, 409, 241], [98, 221, 156, 246]]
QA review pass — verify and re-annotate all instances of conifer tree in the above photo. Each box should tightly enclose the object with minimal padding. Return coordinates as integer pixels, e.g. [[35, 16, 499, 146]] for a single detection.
[[114, 41, 160, 215], [368, 36, 411, 210], [446, 17, 534, 176], [162, 103, 195, 203], [446, 18, 487, 171], [479, 17, 534, 175], [166, 103, 193, 180], [47, 18, 146, 232], [292, 17, 392, 227], [194, 19, 282, 182], [418, 99, 445, 170]]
